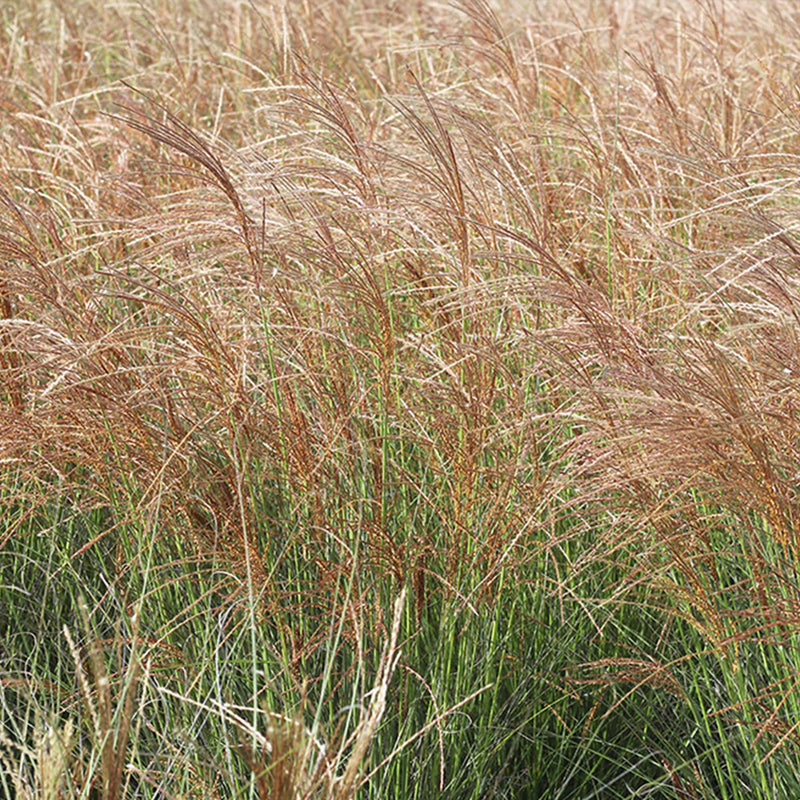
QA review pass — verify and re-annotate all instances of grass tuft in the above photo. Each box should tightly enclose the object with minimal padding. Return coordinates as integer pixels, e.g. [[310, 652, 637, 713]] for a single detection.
[[5, 0, 800, 796]]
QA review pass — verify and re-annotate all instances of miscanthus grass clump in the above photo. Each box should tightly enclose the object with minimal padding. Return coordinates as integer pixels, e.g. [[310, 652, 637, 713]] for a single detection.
[[3, 0, 800, 796]]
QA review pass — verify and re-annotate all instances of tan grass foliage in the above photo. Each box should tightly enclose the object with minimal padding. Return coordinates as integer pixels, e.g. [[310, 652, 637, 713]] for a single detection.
[[0, 718, 76, 800], [5, 0, 800, 790]]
